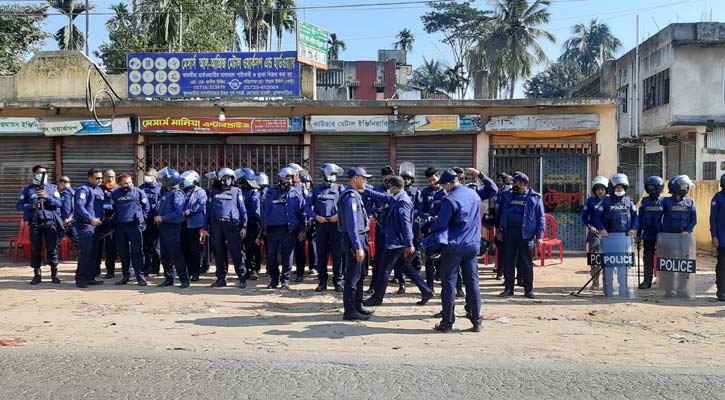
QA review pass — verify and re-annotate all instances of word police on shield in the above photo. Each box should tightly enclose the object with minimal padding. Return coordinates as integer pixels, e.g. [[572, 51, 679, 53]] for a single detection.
[[657, 258, 697, 274], [587, 252, 634, 267]]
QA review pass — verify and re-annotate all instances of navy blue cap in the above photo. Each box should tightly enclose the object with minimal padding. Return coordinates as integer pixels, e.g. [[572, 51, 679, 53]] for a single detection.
[[436, 169, 458, 184], [347, 167, 372, 178], [513, 173, 529, 184]]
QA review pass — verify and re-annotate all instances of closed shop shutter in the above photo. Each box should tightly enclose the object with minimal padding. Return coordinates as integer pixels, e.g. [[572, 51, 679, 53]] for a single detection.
[[680, 135, 696, 178], [0, 137, 55, 246], [395, 135, 474, 184], [313, 135, 390, 186], [665, 141, 680, 177], [62, 136, 135, 185]]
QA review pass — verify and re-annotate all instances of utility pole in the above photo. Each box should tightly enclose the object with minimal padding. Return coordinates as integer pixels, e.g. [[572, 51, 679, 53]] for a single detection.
[[85, 0, 89, 56]]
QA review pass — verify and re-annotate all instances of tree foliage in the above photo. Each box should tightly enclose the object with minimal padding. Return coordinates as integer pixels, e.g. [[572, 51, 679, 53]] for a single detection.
[[560, 18, 621, 76], [0, 5, 50, 75], [327, 33, 346, 61], [394, 28, 415, 54], [48, 0, 93, 51], [524, 60, 584, 98]]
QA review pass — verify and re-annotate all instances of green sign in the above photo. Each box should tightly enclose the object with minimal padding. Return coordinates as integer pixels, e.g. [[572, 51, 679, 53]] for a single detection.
[[297, 20, 329, 70]]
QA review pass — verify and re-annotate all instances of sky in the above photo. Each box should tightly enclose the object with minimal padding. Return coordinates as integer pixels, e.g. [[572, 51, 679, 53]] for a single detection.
[[10, 0, 725, 97]]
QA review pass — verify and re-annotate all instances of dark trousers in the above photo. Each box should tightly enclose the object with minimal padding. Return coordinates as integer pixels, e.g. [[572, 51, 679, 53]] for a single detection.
[[211, 221, 245, 282], [116, 222, 145, 281], [266, 227, 295, 286], [159, 223, 188, 283], [62, 224, 80, 248], [371, 247, 432, 302], [503, 228, 534, 293], [370, 227, 386, 289], [717, 247, 725, 297], [315, 223, 343, 286], [143, 220, 161, 275], [439, 245, 482, 327], [244, 221, 260, 274], [643, 239, 656, 285], [75, 223, 96, 282], [424, 254, 440, 289], [30, 220, 59, 269], [493, 237, 504, 272], [342, 234, 369, 315], [94, 224, 116, 275], [181, 223, 203, 278]]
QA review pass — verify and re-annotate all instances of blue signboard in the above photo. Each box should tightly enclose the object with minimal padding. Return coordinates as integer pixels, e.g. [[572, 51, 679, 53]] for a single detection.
[[127, 51, 301, 99]]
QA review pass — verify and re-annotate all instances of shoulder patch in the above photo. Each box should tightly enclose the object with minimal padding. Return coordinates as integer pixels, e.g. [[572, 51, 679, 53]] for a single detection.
[[239, 194, 244, 202], [713, 201, 717, 206], [80, 192, 86, 200], [352, 203, 357, 212], [19, 194, 24, 200], [141, 198, 147, 204], [399, 207, 405, 214], [53, 191, 61, 198]]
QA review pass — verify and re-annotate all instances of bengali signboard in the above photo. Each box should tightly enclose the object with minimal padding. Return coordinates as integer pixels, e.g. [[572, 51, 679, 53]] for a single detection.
[[413, 115, 481, 132], [485, 114, 600, 132], [306, 115, 481, 133], [39, 118, 132, 136], [306, 116, 390, 133], [297, 21, 329, 70], [0, 118, 43, 135], [127, 51, 301, 99], [138, 117, 303, 134]]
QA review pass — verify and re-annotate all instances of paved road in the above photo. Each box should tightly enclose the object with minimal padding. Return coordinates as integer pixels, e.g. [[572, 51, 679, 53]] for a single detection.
[[0, 348, 723, 399]]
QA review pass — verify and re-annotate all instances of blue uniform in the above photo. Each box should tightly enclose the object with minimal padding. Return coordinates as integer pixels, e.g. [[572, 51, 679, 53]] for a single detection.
[[294, 187, 316, 279], [17, 183, 62, 270], [111, 187, 149, 282], [306, 183, 344, 287], [207, 186, 247, 283], [710, 191, 725, 298], [95, 185, 117, 277], [581, 195, 607, 287], [261, 185, 305, 286], [660, 197, 696, 234], [157, 187, 189, 283], [419, 186, 447, 290], [181, 186, 207, 278], [140, 182, 162, 275], [499, 188, 545, 294], [73, 183, 104, 283], [242, 188, 262, 276], [595, 195, 637, 297], [367, 184, 393, 290], [637, 196, 663, 287], [338, 187, 371, 316], [427, 184, 484, 328], [60, 187, 79, 247]]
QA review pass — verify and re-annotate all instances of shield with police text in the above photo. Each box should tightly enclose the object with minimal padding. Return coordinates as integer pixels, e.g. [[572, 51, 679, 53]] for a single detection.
[[599, 232, 637, 299], [656, 232, 697, 299]]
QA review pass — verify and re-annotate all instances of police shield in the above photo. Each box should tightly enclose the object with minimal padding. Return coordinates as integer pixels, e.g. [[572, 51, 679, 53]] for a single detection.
[[656, 232, 697, 299], [599, 232, 637, 299]]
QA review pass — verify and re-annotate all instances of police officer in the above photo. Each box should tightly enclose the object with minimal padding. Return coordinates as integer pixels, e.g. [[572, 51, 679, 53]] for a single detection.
[[419, 167, 445, 291], [307, 163, 345, 292], [254, 171, 270, 274], [362, 175, 434, 306], [401, 169, 423, 276], [206, 168, 247, 288], [57, 176, 79, 248], [339, 167, 374, 321], [498, 173, 545, 299], [427, 169, 488, 332], [294, 173, 316, 281], [73, 168, 106, 288], [96, 169, 117, 279], [637, 176, 664, 289], [490, 173, 513, 280], [593, 173, 638, 298], [260, 167, 306, 290], [17, 165, 62, 285], [111, 174, 149, 286], [181, 171, 207, 283], [582, 176, 609, 290], [367, 165, 396, 294], [140, 168, 162, 276], [236, 168, 261, 281], [155, 168, 190, 288], [660, 175, 696, 297], [709, 173, 725, 301]]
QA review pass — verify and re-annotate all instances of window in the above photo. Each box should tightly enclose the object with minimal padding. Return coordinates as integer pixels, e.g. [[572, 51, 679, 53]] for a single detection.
[[616, 85, 628, 113], [704, 161, 717, 180], [643, 69, 670, 111], [645, 151, 663, 179]]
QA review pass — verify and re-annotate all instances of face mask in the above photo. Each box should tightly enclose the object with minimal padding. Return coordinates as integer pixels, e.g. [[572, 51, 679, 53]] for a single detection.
[[504, 185, 512, 191], [646, 188, 658, 197], [326, 175, 337, 183], [122, 186, 132, 192], [614, 190, 625, 197], [104, 182, 116, 190], [34, 174, 44, 183], [143, 176, 153, 184], [221, 178, 233, 187], [182, 180, 194, 188], [678, 188, 689, 197]]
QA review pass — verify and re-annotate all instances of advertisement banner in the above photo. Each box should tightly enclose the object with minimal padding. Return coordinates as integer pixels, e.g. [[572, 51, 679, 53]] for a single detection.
[[297, 21, 329, 70], [0, 118, 43, 135], [39, 118, 132, 136], [306, 116, 390, 132], [138, 117, 303, 134], [413, 115, 481, 131], [127, 51, 301, 99]]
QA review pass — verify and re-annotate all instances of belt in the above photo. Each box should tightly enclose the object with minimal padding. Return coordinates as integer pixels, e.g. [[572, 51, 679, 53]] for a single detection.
[[358, 230, 369, 235], [216, 218, 232, 222]]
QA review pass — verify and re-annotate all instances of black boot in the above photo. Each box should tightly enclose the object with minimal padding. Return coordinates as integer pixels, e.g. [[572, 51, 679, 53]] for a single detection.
[[30, 268, 41, 285], [50, 267, 61, 284]]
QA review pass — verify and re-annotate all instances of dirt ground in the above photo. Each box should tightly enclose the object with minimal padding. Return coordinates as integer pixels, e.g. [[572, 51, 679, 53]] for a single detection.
[[0, 254, 723, 368]]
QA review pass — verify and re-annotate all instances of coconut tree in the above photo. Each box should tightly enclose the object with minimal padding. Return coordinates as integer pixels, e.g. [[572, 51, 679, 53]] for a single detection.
[[394, 28, 415, 55], [139, 0, 196, 52], [327, 32, 346, 61], [47, 0, 94, 50], [266, 0, 296, 51], [560, 19, 622, 76], [412, 58, 448, 94]]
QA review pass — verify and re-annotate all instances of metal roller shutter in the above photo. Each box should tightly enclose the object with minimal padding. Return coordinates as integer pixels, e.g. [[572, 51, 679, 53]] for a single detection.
[[313, 135, 390, 186], [680, 135, 696, 178], [665, 141, 680, 178], [0, 137, 55, 247], [396, 135, 474, 183], [62, 136, 136, 184]]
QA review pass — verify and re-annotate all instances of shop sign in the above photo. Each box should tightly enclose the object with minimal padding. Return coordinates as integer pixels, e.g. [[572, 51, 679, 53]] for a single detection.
[[0, 118, 43, 135], [413, 115, 481, 132], [306, 116, 390, 132], [39, 118, 132, 136], [297, 21, 329, 70], [127, 51, 300, 99], [138, 117, 303, 134], [485, 114, 600, 132]]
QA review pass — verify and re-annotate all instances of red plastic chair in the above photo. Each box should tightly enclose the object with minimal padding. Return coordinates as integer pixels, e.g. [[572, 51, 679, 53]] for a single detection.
[[7, 220, 25, 260], [540, 214, 563, 266], [368, 219, 376, 260], [60, 237, 79, 261], [17, 222, 32, 261]]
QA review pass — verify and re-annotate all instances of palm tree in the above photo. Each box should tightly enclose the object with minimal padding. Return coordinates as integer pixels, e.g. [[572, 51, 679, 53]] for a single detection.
[[139, 0, 195, 52], [327, 33, 346, 61], [266, 0, 296, 51], [48, 0, 93, 50], [487, 0, 555, 99], [394, 28, 415, 55], [106, 2, 131, 30], [228, 0, 273, 51], [412, 58, 448, 94], [445, 62, 469, 99], [560, 19, 622, 76]]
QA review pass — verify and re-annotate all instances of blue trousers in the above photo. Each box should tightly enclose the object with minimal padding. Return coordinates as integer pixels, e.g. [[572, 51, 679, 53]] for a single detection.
[[315, 223, 343, 285], [503, 228, 534, 293], [342, 234, 369, 315], [244, 220, 260, 273], [211, 221, 245, 281], [143, 219, 161, 275], [116, 222, 145, 281], [159, 223, 188, 283], [440, 245, 482, 327], [181, 223, 203, 277], [266, 226, 295, 286], [61, 224, 80, 247], [371, 247, 432, 302], [30, 220, 59, 269], [94, 223, 116, 275], [75, 223, 96, 282]]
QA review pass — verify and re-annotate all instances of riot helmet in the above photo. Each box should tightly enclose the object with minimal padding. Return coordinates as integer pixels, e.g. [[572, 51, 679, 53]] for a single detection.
[[157, 167, 180, 188], [609, 173, 629, 195], [668, 175, 694, 197], [320, 163, 343, 183], [591, 176, 609, 194], [645, 176, 664, 198], [180, 170, 200, 189], [217, 167, 235, 188]]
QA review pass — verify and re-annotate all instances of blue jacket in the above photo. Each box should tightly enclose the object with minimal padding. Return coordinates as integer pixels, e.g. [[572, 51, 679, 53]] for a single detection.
[[365, 189, 414, 249], [637, 196, 663, 240], [366, 183, 390, 223], [183, 186, 207, 229], [111, 187, 149, 224], [661, 196, 696, 234], [492, 189, 512, 227], [139, 182, 161, 219], [157, 187, 185, 224], [306, 183, 343, 219], [207, 186, 247, 229], [428, 184, 481, 251], [60, 187, 75, 221], [710, 191, 725, 244], [74, 183, 105, 224], [499, 188, 546, 240], [17, 183, 62, 222], [338, 188, 370, 250], [419, 186, 442, 218], [261, 185, 306, 234], [475, 172, 499, 201], [594, 196, 638, 233], [242, 188, 261, 223], [581, 195, 606, 229]]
